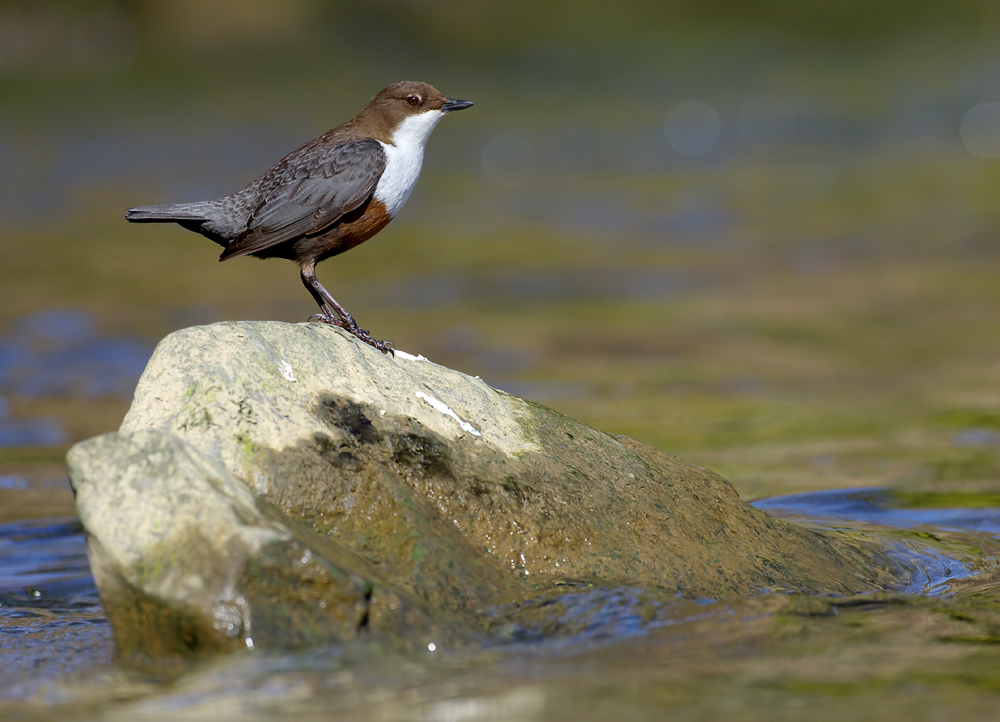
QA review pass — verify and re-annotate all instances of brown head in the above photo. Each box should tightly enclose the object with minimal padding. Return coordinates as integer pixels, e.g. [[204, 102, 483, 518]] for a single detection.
[[352, 81, 473, 143]]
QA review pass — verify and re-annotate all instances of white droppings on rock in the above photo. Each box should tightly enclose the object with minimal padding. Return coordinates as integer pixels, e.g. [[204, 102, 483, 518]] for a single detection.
[[278, 360, 297, 383], [120, 322, 542, 488], [394, 349, 428, 362], [415, 391, 482, 437]]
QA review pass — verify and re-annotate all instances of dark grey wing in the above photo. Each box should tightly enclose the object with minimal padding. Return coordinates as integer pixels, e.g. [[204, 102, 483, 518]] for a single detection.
[[222, 138, 386, 259]]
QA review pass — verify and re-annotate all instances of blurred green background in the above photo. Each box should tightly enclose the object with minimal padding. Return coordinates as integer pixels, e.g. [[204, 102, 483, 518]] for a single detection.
[[2, 0, 1000, 518]]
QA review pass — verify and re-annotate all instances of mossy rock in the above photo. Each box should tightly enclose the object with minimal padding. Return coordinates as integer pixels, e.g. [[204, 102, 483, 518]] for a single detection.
[[69, 321, 879, 662]]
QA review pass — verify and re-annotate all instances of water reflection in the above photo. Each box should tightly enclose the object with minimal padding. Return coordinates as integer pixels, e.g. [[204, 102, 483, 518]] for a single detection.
[[754, 488, 1000, 595], [0, 310, 151, 448], [0, 517, 95, 600], [753, 487, 1000, 538], [0, 517, 110, 694], [738, 95, 795, 150], [664, 100, 721, 157], [0, 401, 65, 447], [952, 427, 1000, 448], [960, 102, 1000, 158], [0, 310, 151, 400]]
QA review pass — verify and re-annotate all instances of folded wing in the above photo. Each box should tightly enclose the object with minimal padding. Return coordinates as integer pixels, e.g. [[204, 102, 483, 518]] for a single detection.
[[221, 138, 387, 260]]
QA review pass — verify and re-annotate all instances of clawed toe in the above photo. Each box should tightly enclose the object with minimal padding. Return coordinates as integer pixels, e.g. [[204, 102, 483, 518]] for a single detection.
[[356, 332, 394, 355], [308, 313, 347, 329], [372, 339, 395, 356], [308, 314, 393, 355], [351, 327, 394, 356]]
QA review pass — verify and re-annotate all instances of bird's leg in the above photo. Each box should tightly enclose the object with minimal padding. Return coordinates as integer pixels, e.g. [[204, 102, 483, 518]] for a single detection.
[[300, 262, 394, 355]]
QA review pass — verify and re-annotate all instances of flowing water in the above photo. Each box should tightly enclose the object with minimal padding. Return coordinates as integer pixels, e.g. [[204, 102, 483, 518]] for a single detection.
[[753, 488, 1000, 595], [4, 4, 1000, 717], [3, 489, 1000, 720]]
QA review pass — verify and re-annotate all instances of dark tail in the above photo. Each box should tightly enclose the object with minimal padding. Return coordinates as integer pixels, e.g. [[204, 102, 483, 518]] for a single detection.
[[125, 202, 212, 223], [125, 200, 235, 249]]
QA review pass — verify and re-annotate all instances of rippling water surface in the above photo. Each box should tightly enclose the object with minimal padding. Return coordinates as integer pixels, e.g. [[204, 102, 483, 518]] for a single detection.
[[3, 489, 1000, 720], [0, 518, 111, 699]]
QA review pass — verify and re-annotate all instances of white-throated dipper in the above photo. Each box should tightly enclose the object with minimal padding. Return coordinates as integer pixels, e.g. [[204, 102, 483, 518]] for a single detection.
[[126, 81, 473, 354]]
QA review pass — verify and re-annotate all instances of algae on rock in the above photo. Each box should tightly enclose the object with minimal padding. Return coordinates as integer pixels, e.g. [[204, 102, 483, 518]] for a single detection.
[[69, 430, 457, 662], [68, 321, 879, 661]]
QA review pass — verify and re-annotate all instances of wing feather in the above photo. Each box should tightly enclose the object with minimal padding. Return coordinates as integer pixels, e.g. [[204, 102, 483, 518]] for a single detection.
[[222, 138, 386, 259]]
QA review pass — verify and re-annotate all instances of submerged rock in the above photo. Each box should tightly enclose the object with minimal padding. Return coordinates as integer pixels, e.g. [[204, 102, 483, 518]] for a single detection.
[[68, 321, 876, 661]]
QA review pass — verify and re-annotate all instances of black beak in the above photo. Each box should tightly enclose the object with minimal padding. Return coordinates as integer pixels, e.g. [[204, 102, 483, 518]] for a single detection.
[[442, 98, 474, 112]]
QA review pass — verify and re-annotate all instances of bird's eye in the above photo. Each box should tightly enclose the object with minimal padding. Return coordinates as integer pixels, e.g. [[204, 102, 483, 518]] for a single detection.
[[406, 95, 420, 107]]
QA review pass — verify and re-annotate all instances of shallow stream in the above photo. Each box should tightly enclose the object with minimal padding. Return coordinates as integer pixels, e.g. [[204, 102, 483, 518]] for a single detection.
[[3, 14, 1000, 717], [4, 488, 1000, 720]]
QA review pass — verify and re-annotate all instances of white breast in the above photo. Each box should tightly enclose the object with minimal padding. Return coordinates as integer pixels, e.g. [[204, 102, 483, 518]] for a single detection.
[[374, 110, 445, 217]]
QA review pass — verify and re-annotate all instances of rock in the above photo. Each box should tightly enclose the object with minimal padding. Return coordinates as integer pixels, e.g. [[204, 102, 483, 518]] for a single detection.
[[69, 321, 877, 661], [68, 430, 460, 664]]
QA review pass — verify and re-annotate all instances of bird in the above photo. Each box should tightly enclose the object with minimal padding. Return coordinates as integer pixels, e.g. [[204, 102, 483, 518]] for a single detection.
[[126, 81, 473, 355]]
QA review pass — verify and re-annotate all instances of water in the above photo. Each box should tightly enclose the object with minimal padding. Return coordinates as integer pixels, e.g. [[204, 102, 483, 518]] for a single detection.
[[2, 490, 1000, 718], [0, 310, 153, 403], [0, 517, 111, 700], [753, 487, 1000, 537], [0, 518, 94, 599], [753, 488, 1000, 595]]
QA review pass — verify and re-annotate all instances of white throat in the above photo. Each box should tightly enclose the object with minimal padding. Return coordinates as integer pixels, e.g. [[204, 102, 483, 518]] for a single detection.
[[374, 110, 445, 217]]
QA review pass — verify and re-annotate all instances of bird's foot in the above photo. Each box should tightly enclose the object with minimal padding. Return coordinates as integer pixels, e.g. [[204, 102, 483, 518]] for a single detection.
[[349, 324, 395, 356], [309, 312, 349, 329], [309, 313, 394, 356]]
